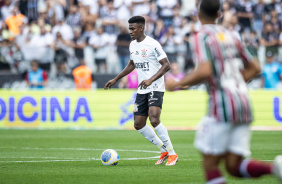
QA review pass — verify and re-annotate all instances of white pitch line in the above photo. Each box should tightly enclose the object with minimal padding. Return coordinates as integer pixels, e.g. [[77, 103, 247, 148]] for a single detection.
[[0, 159, 90, 163], [0, 147, 159, 153], [0, 156, 161, 163], [0, 157, 83, 159]]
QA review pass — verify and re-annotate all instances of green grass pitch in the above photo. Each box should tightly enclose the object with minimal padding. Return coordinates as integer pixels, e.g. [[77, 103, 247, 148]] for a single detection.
[[0, 130, 281, 184]]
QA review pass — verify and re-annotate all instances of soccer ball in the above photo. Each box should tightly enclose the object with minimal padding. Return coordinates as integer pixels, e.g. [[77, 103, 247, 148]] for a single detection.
[[100, 149, 119, 166]]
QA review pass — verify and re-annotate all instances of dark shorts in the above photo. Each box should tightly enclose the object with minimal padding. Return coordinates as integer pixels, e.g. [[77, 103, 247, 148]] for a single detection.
[[134, 91, 164, 116]]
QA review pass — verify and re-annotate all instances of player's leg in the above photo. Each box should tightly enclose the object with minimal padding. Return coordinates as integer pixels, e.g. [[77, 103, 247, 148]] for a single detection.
[[148, 106, 177, 165], [149, 106, 176, 155], [134, 94, 167, 155], [194, 117, 231, 183], [225, 124, 273, 178], [202, 154, 226, 184], [225, 152, 273, 178], [134, 115, 167, 154]]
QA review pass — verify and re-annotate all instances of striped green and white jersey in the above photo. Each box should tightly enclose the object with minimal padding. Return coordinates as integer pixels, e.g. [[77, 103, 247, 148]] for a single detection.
[[190, 24, 254, 124]]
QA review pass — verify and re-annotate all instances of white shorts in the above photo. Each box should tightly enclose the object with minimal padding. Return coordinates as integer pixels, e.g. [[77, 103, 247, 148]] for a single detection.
[[194, 116, 251, 157]]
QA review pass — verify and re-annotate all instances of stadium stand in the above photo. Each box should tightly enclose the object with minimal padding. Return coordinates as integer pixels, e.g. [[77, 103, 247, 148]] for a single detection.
[[0, 0, 281, 89]]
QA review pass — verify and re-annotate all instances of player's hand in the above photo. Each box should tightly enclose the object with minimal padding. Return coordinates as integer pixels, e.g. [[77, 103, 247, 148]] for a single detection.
[[104, 79, 117, 90], [138, 79, 153, 89]]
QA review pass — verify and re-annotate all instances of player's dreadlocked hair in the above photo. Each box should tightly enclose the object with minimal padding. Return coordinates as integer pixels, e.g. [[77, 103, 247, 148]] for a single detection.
[[128, 16, 145, 25], [199, 0, 220, 20]]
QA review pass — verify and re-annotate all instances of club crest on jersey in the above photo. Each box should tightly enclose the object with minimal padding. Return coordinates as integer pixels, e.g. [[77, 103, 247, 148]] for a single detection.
[[134, 103, 139, 112], [153, 84, 158, 89], [141, 49, 147, 57]]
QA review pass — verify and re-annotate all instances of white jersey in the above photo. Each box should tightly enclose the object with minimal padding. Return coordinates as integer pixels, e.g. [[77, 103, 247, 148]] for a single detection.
[[129, 36, 167, 94]]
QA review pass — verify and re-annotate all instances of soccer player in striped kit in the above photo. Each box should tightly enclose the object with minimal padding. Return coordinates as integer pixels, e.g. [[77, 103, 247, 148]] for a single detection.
[[167, 0, 282, 183], [104, 16, 178, 166]]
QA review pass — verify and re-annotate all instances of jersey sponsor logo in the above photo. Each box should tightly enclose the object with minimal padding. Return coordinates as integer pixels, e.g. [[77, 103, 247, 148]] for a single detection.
[[135, 51, 139, 55], [134, 62, 149, 72], [155, 48, 161, 57], [141, 49, 147, 57], [216, 32, 226, 42]]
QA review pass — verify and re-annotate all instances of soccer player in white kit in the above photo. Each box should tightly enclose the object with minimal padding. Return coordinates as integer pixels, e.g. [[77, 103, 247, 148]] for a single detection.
[[167, 0, 282, 183], [104, 16, 178, 166]]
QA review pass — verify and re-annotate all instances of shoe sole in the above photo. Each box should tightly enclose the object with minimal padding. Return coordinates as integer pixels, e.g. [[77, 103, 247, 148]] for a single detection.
[[155, 155, 168, 165], [165, 157, 178, 166]]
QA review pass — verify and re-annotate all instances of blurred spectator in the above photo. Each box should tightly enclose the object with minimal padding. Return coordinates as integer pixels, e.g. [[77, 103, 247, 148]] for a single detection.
[[148, 1, 158, 23], [29, 26, 54, 47], [174, 18, 189, 39], [153, 19, 167, 41], [99, 0, 118, 44], [220, 1, 234, 28], [6, 7, 27, 36], [70, 26, 85, 62], [80, 5, 97, 26], [51, 31, 69, 71], [183, 23, 196, 72], [260, 22, 279, 57], [46, 0, 65, 24], [159, 26, 182, 63], [66, 5, 82, 27], [1, 0, 15, 21], [113, 0, 132, 21], [265, 0, 278, 20], [131, 0, 150, 16], [252, 0, 265, 35], [118, 69, 138, 89], [18, 0, 39, 22], [0, 21, 14, 41], [78, 0, 98, 16], [235, 0, 253, 33], [0, 39, 14, 71], [270, 10, 281, 35], [165, 62, 187, 91], [89, 26, 109, 73], [52, 19, 73, 40], [26, 60, 48, 89], [115, 25, 131, 70], [143, 15, 155, 37], [72, 59, 92, 89], [82, 21, 95, 42], [261, 51, 282, 89], [229, 15, 241, 34], [156, 0, 177, 27], [243, 30, 259, 57]]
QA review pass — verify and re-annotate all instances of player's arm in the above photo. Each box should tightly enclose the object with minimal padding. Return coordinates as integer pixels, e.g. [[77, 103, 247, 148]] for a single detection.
[[236, 39, 261, 82], [138, 57, 170, 89], [241, 58, 261, 82], [104, 60, 135, 90], [170, 61, 212, 89]]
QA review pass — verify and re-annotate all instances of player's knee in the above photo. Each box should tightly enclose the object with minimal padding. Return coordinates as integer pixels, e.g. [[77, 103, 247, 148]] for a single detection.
[[134, 123, 144, 130], [149, 115, 160, 127]]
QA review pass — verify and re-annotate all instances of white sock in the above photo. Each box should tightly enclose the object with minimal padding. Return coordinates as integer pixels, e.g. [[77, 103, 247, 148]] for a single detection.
[[154, 123, 176, 155], [138, 124, 167, 153]]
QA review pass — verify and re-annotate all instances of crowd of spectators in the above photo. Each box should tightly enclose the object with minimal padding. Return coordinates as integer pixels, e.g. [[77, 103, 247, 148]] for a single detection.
[[0, 0, 281, 89]]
